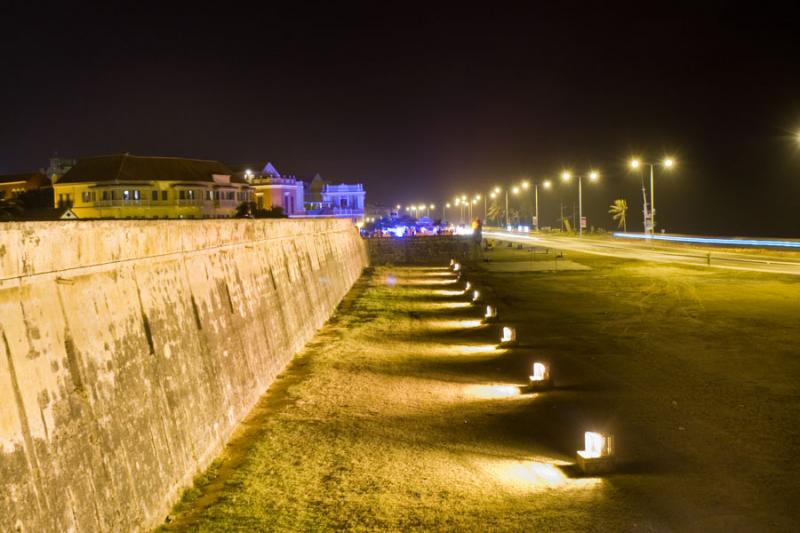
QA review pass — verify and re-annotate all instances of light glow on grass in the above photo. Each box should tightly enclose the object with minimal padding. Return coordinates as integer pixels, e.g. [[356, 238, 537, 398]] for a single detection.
[[436, 302, 472, 309], [429, 319, 483, 330], [463, 384, 521, 399], [435, 289, 465, 296], [400, 278, 458, 285], [479, 459, 603, 491], [445, 343, 503, 355]]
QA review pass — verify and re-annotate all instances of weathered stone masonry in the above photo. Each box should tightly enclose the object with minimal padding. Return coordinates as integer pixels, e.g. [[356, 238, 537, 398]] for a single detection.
[[0, 219, 367, 532]]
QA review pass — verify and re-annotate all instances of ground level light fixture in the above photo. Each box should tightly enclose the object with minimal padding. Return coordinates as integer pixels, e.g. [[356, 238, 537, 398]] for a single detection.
[[453, 262, 461, 272], [483, 305, 497, 323], [499, 326, 517, 347], [472, 289, 480, 303], [576, 431, 615, 474], [528, 362, 552, 390]]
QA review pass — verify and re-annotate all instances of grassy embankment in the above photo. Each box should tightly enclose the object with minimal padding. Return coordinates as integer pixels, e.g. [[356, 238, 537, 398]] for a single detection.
[[160, 247, 800, 532]]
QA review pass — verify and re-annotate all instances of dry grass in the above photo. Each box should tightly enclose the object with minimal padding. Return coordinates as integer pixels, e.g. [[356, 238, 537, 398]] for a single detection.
[[160, 250, 800, 532]]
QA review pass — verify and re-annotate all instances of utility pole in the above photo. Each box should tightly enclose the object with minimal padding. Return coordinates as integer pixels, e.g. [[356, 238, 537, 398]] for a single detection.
[[505, 190, 509, 228], [649, 163, 656, 234]]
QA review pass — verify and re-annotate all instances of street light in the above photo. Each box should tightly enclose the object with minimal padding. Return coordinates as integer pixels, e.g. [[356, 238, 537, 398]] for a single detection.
[[561, 169, 600, 237], [629, 157, 676, 234]]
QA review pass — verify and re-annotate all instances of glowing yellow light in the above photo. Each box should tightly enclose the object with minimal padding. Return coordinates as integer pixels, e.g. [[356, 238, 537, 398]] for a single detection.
[[472, 290, 480, 302], [530, 362, 549, 382], [578, 432, 614, 459], [430, 204, 435, 209], [438, 301, 472, 309], [475, 194, 481, 200], [663, 157, 674, 168], [629, 159, 640, 169], [355, 221, 364, 229], [446, 202, 451, 207], [494, 186, 501, 193], [429, 319, 483, 330], [464, 384, 520, 399], [490, 192, 497, 199], [461, 195, 467, 201], [455, 198, 460, 205], [450, 258, 454, 266], [512, 186, 520, 194], [453, 262, 461, 272], [561, 171, 571, 181], [500, 326, 516, 344], [478, 458, 602, 492], [435, 289, 465, 296], [447, 343, 502, 355], [589, 170, 599, 181], [464, 281, 471, 291], [485, 305, 497, 319], [521, 181, 530, 189], [543, 180, 552, 189]]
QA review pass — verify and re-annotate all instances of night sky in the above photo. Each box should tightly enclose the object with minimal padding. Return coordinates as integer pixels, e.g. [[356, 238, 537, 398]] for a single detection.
[[2, 2, 800, 236]]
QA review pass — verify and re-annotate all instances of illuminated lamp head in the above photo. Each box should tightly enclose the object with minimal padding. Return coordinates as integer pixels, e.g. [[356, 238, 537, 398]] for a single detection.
[[472, 289, 480, 302], [578, 432, 614, 459], [530, 362, 549, 382], [499, 326, 516, 345], [485, 305, 497, 319]]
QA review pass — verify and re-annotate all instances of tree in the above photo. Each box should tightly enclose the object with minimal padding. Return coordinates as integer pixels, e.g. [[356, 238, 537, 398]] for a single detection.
[[487, 201, 502, 225], [609, 199, 628, 232], [235, 202, 288, 218]]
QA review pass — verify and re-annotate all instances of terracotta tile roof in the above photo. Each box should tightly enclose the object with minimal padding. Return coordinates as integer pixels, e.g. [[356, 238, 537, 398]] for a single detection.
[[58, 154, 243, 184]]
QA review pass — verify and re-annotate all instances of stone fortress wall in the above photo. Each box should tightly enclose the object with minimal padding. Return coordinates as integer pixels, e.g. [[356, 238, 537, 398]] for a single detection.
[[0, 218, 367, 532]]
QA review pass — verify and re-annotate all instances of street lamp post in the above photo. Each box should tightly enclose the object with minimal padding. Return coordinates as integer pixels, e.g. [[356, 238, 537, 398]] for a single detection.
[[630, 158, 675, 234], [561, 170, 599, 237], [533, 180, 552, 231]]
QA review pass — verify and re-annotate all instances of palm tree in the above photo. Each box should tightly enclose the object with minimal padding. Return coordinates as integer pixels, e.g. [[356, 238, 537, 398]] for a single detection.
[[609, 199, 628, 232]]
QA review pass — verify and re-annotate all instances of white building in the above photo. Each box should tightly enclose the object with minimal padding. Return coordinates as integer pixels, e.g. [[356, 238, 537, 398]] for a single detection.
[[303, 175, 365, 223]]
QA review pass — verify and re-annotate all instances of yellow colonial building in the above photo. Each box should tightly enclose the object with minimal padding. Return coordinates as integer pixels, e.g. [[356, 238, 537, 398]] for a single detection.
[[53, 154, 252, 219]]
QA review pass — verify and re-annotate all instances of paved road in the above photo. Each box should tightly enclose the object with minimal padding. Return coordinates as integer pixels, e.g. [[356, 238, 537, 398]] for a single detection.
[[484, 230, 800, 276]]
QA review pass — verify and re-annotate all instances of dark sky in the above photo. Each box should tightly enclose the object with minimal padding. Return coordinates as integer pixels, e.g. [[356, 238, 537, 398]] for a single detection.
[[2, 2, 800, 236]]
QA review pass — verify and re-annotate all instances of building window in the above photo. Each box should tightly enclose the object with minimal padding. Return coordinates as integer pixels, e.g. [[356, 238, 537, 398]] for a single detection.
[[123, 190, 130, 200], [341, 198, 348, 208], [179, 190, 186, 200], [205, 190, 211, 201], [82, 191, 90, 202], [162, 191, 168, 201], [188, 190, 195, 200], [152, 190, 158, 201], [133, 190, 140, 200]]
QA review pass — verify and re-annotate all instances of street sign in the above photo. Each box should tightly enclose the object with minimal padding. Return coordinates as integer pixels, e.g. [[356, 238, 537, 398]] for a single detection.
[[580, 216, 587, 229]]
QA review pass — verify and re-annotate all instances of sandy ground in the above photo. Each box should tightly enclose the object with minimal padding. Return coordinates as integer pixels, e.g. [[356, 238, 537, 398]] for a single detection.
[[160, 248, 800, 532]]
